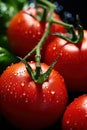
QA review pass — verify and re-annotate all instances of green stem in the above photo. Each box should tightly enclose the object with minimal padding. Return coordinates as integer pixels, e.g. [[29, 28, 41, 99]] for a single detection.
[[37, 0, 56, 9], [52, 18, 77, 40], [52, 18, 83, 43], [35, 8, 54, 77]]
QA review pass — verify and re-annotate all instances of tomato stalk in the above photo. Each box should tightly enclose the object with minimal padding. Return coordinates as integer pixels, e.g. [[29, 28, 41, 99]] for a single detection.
[[52, 18, 84, 43], [22, 0, 59, 84], [22, 0, 83, 84]]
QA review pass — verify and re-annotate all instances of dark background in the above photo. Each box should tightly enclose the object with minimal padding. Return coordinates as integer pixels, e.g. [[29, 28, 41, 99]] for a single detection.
[[53, 0, 87, 29]]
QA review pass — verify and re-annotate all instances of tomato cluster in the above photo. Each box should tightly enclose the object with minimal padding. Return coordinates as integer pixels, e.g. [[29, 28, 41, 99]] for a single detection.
[[0, 1, 87, 130]]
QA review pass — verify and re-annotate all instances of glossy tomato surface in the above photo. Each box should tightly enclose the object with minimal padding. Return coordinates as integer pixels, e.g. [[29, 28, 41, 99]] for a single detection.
[[44, 30, 87, 92], [0, 62, 68, 130], [7, 7, 65, 58], [62, 94, 87, 130]]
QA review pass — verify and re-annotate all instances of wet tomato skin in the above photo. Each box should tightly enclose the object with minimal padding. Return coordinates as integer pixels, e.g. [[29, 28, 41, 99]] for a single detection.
[[0, 62, 68, 130], [44, 30, 87, 92], [62, 94, 87, 130], [7, 7, 65, 58]]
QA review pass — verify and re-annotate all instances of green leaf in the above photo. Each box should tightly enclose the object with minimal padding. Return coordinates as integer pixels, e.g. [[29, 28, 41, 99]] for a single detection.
[[0, 47, 20, 74]]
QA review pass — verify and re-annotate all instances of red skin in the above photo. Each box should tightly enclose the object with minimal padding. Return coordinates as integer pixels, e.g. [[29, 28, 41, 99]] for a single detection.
[[62, 94, 87, 130], [7, 7, 65, 58], [0, 62, 68, 130], [44, 30, 87, 92]]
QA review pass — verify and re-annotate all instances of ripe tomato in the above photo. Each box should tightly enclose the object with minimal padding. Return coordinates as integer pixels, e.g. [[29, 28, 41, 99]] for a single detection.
[[44, 30, 87, 92], [7, 7, 65, 58], [0, 62, 68, 130], [62, 94, 87, 130]]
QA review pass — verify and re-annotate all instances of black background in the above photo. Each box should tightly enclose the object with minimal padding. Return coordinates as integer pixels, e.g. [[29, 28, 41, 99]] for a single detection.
[[54, 0, 87, 29]]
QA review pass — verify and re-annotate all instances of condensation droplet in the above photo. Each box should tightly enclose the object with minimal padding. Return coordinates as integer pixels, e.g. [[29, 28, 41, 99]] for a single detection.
[[9, 82, 12, 85], [8, 85, 11, 88], [10, 91, 13, 95], [33, 34, 35, 38], [14, 73, 17, 76], [51, 91, 55, 95], [53, 46, 56, 50], [66, 120, 70, 124], [7, 88, 10, 92], [21, 82, 25, 87], [22, 92, 26, 96], [43, 94, 45, 98], [25, 98, 28, 103], [37, 23, 40, 27], [43, 99, 46, 103], [56, 100, 59, 103], [29, 30, 32, 34], [25, 31, 28, 34], [42, 82, 49, 89], [74, 122, 77, 126], [85, 114, 87, 118], [14, 94, 17, 98], [47, 91, 50, 94], [38, 32, 41, 35]]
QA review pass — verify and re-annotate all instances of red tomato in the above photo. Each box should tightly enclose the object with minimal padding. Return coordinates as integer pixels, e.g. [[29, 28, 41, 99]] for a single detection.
[[62, 94, 87, 130], [7, 7, 65, 58], [44, 30, 87, 92], [0, 62, 68, 130]]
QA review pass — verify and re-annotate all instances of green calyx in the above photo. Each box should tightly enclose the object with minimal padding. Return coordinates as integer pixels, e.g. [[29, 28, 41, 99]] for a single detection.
[[22, 56, 60, 84]]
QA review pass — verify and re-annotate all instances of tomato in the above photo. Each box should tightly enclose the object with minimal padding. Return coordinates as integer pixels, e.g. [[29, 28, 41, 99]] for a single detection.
[[62, 94, 87, 130], [0, 62, 68, 130], [7, 7, 65, 58], [44, 30, 87, 92]]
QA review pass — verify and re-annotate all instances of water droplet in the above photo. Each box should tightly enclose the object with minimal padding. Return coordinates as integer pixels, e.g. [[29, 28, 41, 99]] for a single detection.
[[7, 88, 10, 92], [5, 85, 8, 88], [83, 99, 87, 108], [29, 30, 32, 34], [43, 99, 46, 103], [33, 34, 35, 38], [14, 94, 17, 98], [25, 31, 28, 34], [74, 122, 77, 126], [21, 82, 25, 87], [14, 73, 17, 76], [51, 91, 55, 95], [66, 120, 70, 124], [38, 32, 41, 35], [37, 23, 40, 27], [22, 92, 26, 96], [53, 46, 56, 50], [42, 82, 49, 89], [85, 114, 87, 118], [47, 91, 50, 94], [8, 85, 11, 88], [56, 100, 59, 103], [9, 82, 12, 85], [25, 98, 28, 103], [10, 91, 13, 95], [43, 94, 45, 97]]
